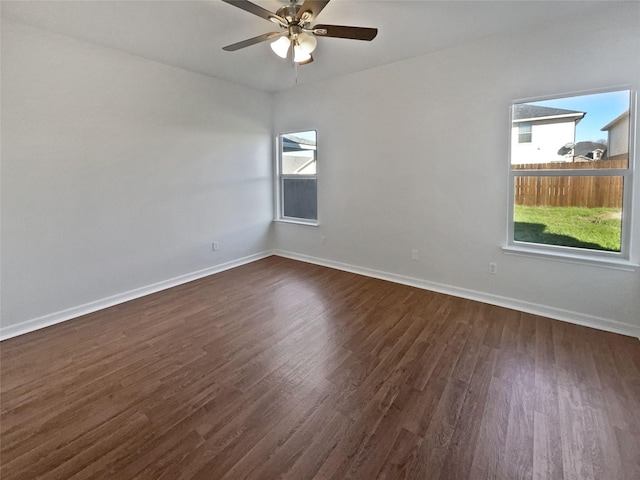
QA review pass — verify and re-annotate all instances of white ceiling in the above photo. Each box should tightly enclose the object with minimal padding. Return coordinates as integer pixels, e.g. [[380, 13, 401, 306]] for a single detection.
[[2, 0, 617, 93]]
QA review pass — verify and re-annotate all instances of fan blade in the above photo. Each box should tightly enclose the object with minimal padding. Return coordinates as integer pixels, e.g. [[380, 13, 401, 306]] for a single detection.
[[222, 32, 283, 51], [313, 24, 378, 41], [221, 0, 286, 26], [297, 1, 330, 23]]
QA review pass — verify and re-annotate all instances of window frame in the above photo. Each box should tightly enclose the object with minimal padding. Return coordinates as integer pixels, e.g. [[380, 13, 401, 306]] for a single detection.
[[274, 129, 319, 226], [505, 87, 637, 268]]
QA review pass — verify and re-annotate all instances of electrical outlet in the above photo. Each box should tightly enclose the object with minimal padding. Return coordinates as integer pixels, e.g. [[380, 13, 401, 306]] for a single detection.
[[212, 242, 219, 251], [411, 250, 419, 261], [321, 236, 326, 245], [489, 262, 497, 275]]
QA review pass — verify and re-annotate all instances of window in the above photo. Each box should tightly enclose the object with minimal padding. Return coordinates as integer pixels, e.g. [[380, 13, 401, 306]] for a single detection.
[[276, 130, 317, 224], [518, 122, 532, 143], [507, 89, 635, 263]]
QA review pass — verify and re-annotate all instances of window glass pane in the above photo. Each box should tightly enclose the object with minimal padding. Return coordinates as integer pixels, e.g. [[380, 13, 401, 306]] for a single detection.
[[282, 131, 316, 175], [513, 175, 623, 252], [511, 90, 630, 169], [283, 178, 317, 220]]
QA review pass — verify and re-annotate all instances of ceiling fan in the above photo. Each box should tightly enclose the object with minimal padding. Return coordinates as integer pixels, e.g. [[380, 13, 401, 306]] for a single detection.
[[221, 0, 378, 65]]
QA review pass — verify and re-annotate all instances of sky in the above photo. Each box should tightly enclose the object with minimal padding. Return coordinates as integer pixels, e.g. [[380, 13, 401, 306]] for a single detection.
[[285, 130, 316, 144], [529, 90, 630, 143]]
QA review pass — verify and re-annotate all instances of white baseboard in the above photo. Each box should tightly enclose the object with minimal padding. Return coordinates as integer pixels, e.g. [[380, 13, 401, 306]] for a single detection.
[[3, 249, 638, 342], [273, 250, 640, 340], [0, 251, 273, 341]]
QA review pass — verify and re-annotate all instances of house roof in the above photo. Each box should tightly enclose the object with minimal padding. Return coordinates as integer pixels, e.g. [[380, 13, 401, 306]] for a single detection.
[[600, 110, 629, 131], [573, 141, 607, 157], [513, 104, 585, 123], [283, 135, 316, 152]]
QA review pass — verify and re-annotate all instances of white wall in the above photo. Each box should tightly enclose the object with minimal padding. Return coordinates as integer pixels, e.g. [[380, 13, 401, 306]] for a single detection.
[[1, 20, 273, 337], [272, 4, 640, 336]]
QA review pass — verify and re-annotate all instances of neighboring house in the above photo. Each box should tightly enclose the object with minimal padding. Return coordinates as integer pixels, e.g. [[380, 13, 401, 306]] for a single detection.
[[572, 141, 607, 162], [601, 109, 630, 159], [282, 134, 316, 174], [511, 104, 585, 164]]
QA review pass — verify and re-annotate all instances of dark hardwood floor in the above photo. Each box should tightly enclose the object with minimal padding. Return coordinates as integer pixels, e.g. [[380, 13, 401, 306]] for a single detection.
[[1, 255, 639, 479]]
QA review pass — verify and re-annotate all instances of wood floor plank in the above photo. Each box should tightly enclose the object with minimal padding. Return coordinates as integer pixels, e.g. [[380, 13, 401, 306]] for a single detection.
[[554, 321, 597, 480], [469, 375, 513, 479], [374, 427, 422, 480], [405, 377, 469, 478], [614, 427, 640, 480], [533, 315, 564, 480], [533, 410, 559, 480], [1, 255, 638, 480], [342, 389, 404, 480], [499, 314, 537, 480], [280, 410, 353, 480], [225, 382, 342, 480], [437, 344, 497, 480], [310, 374, 401, 479]]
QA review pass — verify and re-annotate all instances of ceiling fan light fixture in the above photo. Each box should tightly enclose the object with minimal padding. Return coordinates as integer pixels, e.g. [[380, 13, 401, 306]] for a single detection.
[[270, 36, 291, 58], [296, 32, 317, 54], [221, 0, 379, 64], [293, 45, 312, 63]]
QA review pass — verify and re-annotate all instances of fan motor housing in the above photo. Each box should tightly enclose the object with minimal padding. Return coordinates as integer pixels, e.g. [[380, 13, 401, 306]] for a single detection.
[[276, 4, 307, 26]]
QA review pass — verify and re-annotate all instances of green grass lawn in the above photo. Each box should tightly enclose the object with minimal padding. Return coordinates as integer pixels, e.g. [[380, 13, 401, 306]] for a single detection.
[[514, 206, 622, 252]]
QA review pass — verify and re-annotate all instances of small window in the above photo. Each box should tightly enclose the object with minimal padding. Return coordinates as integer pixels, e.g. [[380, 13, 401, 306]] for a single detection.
[[508, 89, 634, 262], [277, 130, 317, 223], [518, 122, 532, 143]]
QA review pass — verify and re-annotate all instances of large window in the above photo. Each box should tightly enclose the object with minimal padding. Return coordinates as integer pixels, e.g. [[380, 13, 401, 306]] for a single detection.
[[277, 130, 317, 224], [507, 89, 635, 263]]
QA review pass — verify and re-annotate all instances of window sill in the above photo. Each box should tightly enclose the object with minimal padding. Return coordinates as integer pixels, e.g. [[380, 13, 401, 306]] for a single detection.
[[502, 244, 638, 272], [273, 218, 319, 228]]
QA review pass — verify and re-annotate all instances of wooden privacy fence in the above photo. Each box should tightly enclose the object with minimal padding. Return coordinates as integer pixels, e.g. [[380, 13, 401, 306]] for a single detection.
[[513, 159, 626, 208]]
